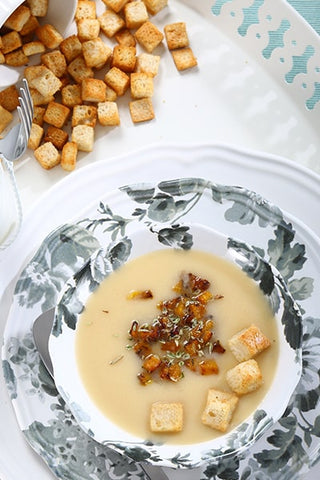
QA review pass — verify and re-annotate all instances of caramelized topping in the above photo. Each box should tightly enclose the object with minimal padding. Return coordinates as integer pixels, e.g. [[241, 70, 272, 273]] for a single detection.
[[128, 272, 225, 385]]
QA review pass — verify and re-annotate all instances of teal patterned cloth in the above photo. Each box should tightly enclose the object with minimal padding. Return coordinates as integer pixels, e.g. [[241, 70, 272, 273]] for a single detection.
[[288, 0, 320, 35]]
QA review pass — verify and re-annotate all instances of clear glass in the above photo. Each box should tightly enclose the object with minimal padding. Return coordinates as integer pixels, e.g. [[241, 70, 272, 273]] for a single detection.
[[0, 158, 22, 250]]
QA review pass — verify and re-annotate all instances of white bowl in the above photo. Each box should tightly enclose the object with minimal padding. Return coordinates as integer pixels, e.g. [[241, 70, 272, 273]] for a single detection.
[[48, 178, 303, 469]]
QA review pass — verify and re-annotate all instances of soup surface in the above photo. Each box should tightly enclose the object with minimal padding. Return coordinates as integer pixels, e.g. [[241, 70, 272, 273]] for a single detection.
[[76, 248, 278, 444]]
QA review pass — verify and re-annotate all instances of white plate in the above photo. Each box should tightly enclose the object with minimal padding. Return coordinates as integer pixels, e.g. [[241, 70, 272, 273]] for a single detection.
[[1, 143, 320, 480]]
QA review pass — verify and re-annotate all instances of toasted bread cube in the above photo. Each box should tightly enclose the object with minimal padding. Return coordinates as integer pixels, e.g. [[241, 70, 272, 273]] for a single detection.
[[164, 22, 189, 50], [2, 31, 22, 55], [72, 104, 97, 127], [71, 124, 94, 152], [115, 28, 136, 47], [33, 106, 46, 126], [60, 35, 83, 63], [67, 56, 94, 83], [24, 65, 48, 84], [226, 359, 263, 395], [101, 0, 129, 12], [134, 21, 163, 53], [44, 101, 71, 128], [98, 9, 125, 38], [29, 68, 62, 97], [61, 84, 82, 107], [171, 47, 197, 71], [0, 51, 4, 64], [61, 141, 78, 171], [27, 0, 48, 17], [201, 389, 239, 432], [104, 67, 129, 96], [77, 19, 100, 42], [5, 49, 28, 67], [124, 1, 148, 29], [0, 85, 19, 112], [22, 41, 46, 56], [0, 106, 13, 134], [81, 78, 106, 102], [130, 72, 153, 98], [82, 38, 112, 69], [34, 141, 61, 169], [112, 45, 136, 73], [0, 37, 2, 50], [135, 52, 160, 76], [75, 0, 96, 21], [27, 123, 44, 150], [143, 0, 168, 15], [228, 324, 271, 362], [97, 101, 120, 126], [105, 85, 117, 101], [44, 125, 69, 150], [41, 50, 67, 78], [30, 87, 54, 106], [36, 24, 63, 49], [20, 15, 40, 36], [129, 97, 154, 123], [4, 5, 31, 32], [150, 402, 183, 433]]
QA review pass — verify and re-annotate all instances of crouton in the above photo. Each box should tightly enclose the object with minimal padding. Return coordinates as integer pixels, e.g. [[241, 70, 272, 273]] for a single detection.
[[29, 67, 62, 97], [5, 49, 29, 67], [124, 1, 148, 29], [226, 359, 263, 395], [129, 97, 154, 123], [67, 56, 94, 83], [34, 141, 61, 169], [61, 84, 82, 107], [81, 78, 106, 102], [150, 402, 183, 433], [0, 52, 4, 64], [60, 35, 82, 63], [112, 45, 136, 72], [44, 125, 69, 150], [164, 22, 189, 50], [4, 5, 31, 32], [36, 24, 64, 49], [72, 104, 97, 127], [20, 15, 40, 36], [41, 50, 67, 77], [135, 52, 160, 76], [29, 87, 54, 106], [43, 101, 71, 128], [143, 0, 168, 16], [33, 106, 46, 125], [0, 85, 19, 112], [27, 123, 44, 150], [27, 0, 48, 17], [61, 141, 78, 172], [130, 72, 153, 98], [24, 65, 48, 84], [228, 324, 271, 362], [22, 41, 46, 56], [0, 106, 13, 134], [77, 18, 100, 42], [115, 28, 136, 47], [98, 9, 125, 38], [201, 389, 239, 432], [82, 38, 112, 69], [171, 47, 197, 71], [2, 31, 22, 55], [75, 0, 96, 21], [97, 101, 120, 126], [105, 85, 117, 101], [134, 21, 164, 53], [104, 67, 129, 96], [71, 124, 94, 152], [101, 0, 129, 13]]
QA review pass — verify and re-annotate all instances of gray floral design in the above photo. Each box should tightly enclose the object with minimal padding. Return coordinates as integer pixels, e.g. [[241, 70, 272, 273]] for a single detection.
[[2, 177, 319, 479]]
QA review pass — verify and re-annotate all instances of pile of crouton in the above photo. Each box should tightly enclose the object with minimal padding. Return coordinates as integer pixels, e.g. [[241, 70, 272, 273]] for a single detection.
[[0, 0, 198, 171]]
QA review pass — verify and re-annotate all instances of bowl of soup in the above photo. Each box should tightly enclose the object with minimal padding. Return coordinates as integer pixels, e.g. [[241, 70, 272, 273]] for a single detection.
[[48, 178, 302, 468]]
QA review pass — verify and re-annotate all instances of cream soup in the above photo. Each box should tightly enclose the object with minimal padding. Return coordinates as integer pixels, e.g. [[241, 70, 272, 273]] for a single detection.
[[76, 248, 278, 444]]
